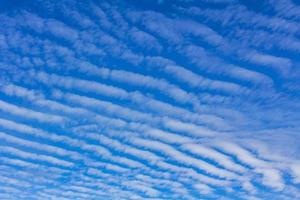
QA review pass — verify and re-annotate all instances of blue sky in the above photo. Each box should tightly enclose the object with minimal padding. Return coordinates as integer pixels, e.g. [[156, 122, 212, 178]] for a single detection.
[[0, 0, 300, 199]]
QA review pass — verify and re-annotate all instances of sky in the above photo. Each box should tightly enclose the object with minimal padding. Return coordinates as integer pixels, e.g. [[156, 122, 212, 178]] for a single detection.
[[0, 0, 300, 199]]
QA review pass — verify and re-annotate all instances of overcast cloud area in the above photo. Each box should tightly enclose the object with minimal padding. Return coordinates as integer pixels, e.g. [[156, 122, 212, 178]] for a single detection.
[[0, 0, 300, 199]]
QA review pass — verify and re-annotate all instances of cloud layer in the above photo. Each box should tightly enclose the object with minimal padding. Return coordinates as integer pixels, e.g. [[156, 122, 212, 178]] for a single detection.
[[0, 0, 300, 199]]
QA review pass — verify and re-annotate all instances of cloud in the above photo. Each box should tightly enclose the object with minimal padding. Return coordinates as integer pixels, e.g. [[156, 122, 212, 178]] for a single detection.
[[0, 0, 299, 199]]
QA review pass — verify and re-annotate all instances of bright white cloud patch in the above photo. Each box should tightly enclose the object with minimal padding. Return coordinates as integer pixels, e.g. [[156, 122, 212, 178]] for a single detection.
[[0, 0, 300, 199]]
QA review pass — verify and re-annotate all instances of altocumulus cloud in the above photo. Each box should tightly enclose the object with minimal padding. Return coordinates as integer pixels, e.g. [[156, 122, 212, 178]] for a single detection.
[[0, 0, 300, 199]]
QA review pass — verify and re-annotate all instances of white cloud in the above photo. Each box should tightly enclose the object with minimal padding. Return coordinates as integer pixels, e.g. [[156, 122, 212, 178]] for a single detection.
[[0, 99, 65, 124], [0, 0, 299, 198]]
